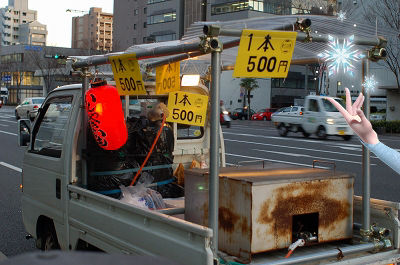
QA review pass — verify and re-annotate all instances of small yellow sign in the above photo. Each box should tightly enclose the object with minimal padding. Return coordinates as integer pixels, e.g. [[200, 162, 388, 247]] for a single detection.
[[110, 54, 146, 95], [166, 91, 208, 127], [233, 30, 297, 78], [156, 62, 180, 94]]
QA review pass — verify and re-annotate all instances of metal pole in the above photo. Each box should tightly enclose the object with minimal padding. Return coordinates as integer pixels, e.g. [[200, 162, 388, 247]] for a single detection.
[[81, 67, 90, 188], [73, 42, 203, 69], [304, 64, 308, 94], [209, 45, 221, 256], [361, 56, 371, 241], [263, 242, 382, 265]]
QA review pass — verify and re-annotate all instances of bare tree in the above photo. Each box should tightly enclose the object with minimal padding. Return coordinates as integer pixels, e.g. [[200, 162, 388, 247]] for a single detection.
[[26, 47, 65, 96], [360, 0, 400, 88], [291, 0, 335, 15]]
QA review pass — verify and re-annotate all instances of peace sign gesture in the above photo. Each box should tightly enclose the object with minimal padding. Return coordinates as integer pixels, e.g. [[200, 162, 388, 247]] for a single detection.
[[326, 87, 379, 145]]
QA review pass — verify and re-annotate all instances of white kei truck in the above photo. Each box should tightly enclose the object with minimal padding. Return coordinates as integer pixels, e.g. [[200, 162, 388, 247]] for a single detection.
[[17, 18, 400, 265], [271, 95, 354, 140]]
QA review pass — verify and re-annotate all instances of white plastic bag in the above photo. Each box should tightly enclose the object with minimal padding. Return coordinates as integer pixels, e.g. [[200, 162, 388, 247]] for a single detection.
[[119, 172, 166, 210]]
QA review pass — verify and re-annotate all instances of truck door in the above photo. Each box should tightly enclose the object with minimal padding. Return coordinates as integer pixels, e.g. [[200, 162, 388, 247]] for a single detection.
[[303, 98, 320, 133], [22, 95, 75, 235]]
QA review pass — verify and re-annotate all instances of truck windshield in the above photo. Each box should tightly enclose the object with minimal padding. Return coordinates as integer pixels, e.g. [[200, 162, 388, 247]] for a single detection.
[[322, 98, 344, 112]]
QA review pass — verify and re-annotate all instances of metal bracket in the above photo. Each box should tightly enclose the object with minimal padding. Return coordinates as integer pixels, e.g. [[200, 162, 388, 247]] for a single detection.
[[200, 36, 223, 53]]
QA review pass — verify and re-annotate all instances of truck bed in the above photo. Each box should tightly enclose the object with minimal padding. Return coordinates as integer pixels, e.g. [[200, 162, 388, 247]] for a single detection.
[[69, 183, 400, 265]]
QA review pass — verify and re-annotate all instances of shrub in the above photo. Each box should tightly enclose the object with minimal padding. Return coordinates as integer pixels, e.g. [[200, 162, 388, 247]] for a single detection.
[[371, 120, 400, 134]]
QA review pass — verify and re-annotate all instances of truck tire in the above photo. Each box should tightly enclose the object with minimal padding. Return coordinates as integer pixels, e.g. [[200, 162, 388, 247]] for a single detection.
[[316, 126, 327, 140], [278, 123, 288, 136], [343, 135, 352, 141], [36, 219, 60, 251]]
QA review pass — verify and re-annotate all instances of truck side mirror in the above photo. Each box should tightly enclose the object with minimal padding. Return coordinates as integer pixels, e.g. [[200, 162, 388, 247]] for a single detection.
[[18, 119, 31, 147]]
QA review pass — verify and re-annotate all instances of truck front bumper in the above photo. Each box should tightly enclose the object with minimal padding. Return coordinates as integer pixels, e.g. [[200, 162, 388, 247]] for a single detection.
[[326, 124, 354, 136]]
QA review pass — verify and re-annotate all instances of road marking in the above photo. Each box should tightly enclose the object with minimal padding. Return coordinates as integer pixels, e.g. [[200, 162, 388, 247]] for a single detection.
[[224, 131, 360, 147], [0, 119, 17, 124], [0, 129, 17, 136], [226, 153, 330, 169], [0, 251, 6, 261], [224, 138, 369, 158], [252, 148, 377, 166], [0, 161, 22, 172]]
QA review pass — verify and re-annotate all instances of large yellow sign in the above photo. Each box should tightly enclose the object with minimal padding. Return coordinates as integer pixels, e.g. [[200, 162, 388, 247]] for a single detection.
[[156, 62, 180, 94], [110, 54, 146, 95], [166, 91, 208, 127], [233, 30, 297, 78]]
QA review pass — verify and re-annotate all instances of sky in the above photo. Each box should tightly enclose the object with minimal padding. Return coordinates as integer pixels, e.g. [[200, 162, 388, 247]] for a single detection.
[[0, 0, 114, 47]]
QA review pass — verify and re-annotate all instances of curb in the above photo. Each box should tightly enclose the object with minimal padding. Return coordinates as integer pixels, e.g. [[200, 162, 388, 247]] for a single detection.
[[0, 252, 6, 261]]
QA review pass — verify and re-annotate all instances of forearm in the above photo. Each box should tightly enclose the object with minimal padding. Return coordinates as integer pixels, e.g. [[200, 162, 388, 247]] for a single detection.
[[362, 141, 400, 174]]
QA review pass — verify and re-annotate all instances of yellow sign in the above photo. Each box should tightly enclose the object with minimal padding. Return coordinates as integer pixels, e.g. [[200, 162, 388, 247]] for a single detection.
[[156, 62, 180, 94], [110, 54, 146, 95], [166, 91, 208, 127], [233, 30, 297, 78]]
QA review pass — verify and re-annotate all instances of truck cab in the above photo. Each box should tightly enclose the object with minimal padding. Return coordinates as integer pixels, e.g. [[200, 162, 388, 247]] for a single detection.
[[302, 95, 353, 140]]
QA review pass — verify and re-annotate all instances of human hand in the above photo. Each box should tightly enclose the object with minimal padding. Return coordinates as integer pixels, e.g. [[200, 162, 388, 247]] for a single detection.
[[326, 87, 379, 145]]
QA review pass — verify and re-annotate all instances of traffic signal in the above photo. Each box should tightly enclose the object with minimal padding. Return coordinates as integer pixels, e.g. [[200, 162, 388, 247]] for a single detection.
[[53, 54, 67, 59], [44, 54, 68, 59]]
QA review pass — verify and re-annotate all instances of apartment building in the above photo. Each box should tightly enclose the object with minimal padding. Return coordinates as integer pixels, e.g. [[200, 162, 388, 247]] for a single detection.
[[19, 20, 47, 46], [71, 7, 113, 52], [0, 0, 46, 46]]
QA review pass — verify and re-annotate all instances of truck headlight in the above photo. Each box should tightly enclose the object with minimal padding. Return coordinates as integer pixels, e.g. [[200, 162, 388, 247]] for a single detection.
[[326, 118, 335, 125]]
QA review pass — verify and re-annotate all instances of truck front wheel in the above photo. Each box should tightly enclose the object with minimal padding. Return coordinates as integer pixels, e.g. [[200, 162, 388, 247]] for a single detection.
[[36, 218, 60, 250], [278, 123, 288, 136], [316, 126, 327, 140]]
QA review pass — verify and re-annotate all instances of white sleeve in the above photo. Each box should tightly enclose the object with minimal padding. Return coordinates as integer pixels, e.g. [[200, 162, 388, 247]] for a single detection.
[[362, 141, 400, 175]]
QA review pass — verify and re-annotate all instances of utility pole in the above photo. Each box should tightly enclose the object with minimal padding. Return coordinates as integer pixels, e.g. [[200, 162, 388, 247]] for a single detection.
[[66, 8, 92, 55]]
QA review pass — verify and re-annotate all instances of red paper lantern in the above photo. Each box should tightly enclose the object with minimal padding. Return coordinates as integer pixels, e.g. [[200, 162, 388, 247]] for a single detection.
[[85, 83, 127, 150]]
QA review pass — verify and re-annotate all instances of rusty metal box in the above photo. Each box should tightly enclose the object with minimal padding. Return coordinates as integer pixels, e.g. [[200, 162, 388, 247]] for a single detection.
[[184, 164, 354, 262]]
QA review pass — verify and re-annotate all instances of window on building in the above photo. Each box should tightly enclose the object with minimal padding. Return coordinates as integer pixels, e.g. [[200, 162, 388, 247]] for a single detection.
[[147, 11, 176, 25], [13, 27, 18, 31], [134, 24, 136, 29], [22, 12, 26, 16], [22, 20, 26, 23], [134, 9, 139, 15], [154, 33, 176, 42], [147, 0, 170, 4], [13, 19, 19, 23], [144, 7, 147, 14], [14, 11, 18, 15], [143, 22, 147, 28], [13, 35, 18, 39]]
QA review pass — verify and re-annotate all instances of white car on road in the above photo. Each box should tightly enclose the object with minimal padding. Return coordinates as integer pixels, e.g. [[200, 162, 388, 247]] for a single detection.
[[15, 97, 45, 121]]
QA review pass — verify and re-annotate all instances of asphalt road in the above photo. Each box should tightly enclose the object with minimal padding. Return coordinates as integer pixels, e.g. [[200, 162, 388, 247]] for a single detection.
[[0, 106, 37, 257], [223, 119, 400, 202], [0, 105, 399, 258]]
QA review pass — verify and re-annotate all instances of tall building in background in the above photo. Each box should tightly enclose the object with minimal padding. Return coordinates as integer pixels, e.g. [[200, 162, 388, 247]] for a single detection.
[[19, 20, 47, 46], [146, 0, 184, 43], [0, 0, 46, 46], [113, 0, 147, 51], [71, 7, 113, 52], [113, 0, 337, 51]]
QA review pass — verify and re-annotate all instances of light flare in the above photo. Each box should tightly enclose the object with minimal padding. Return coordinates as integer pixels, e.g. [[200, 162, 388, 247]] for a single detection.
[[318, 35, 362, 76], [337, 10, 346, 22], [362, 75, 378, 93]]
